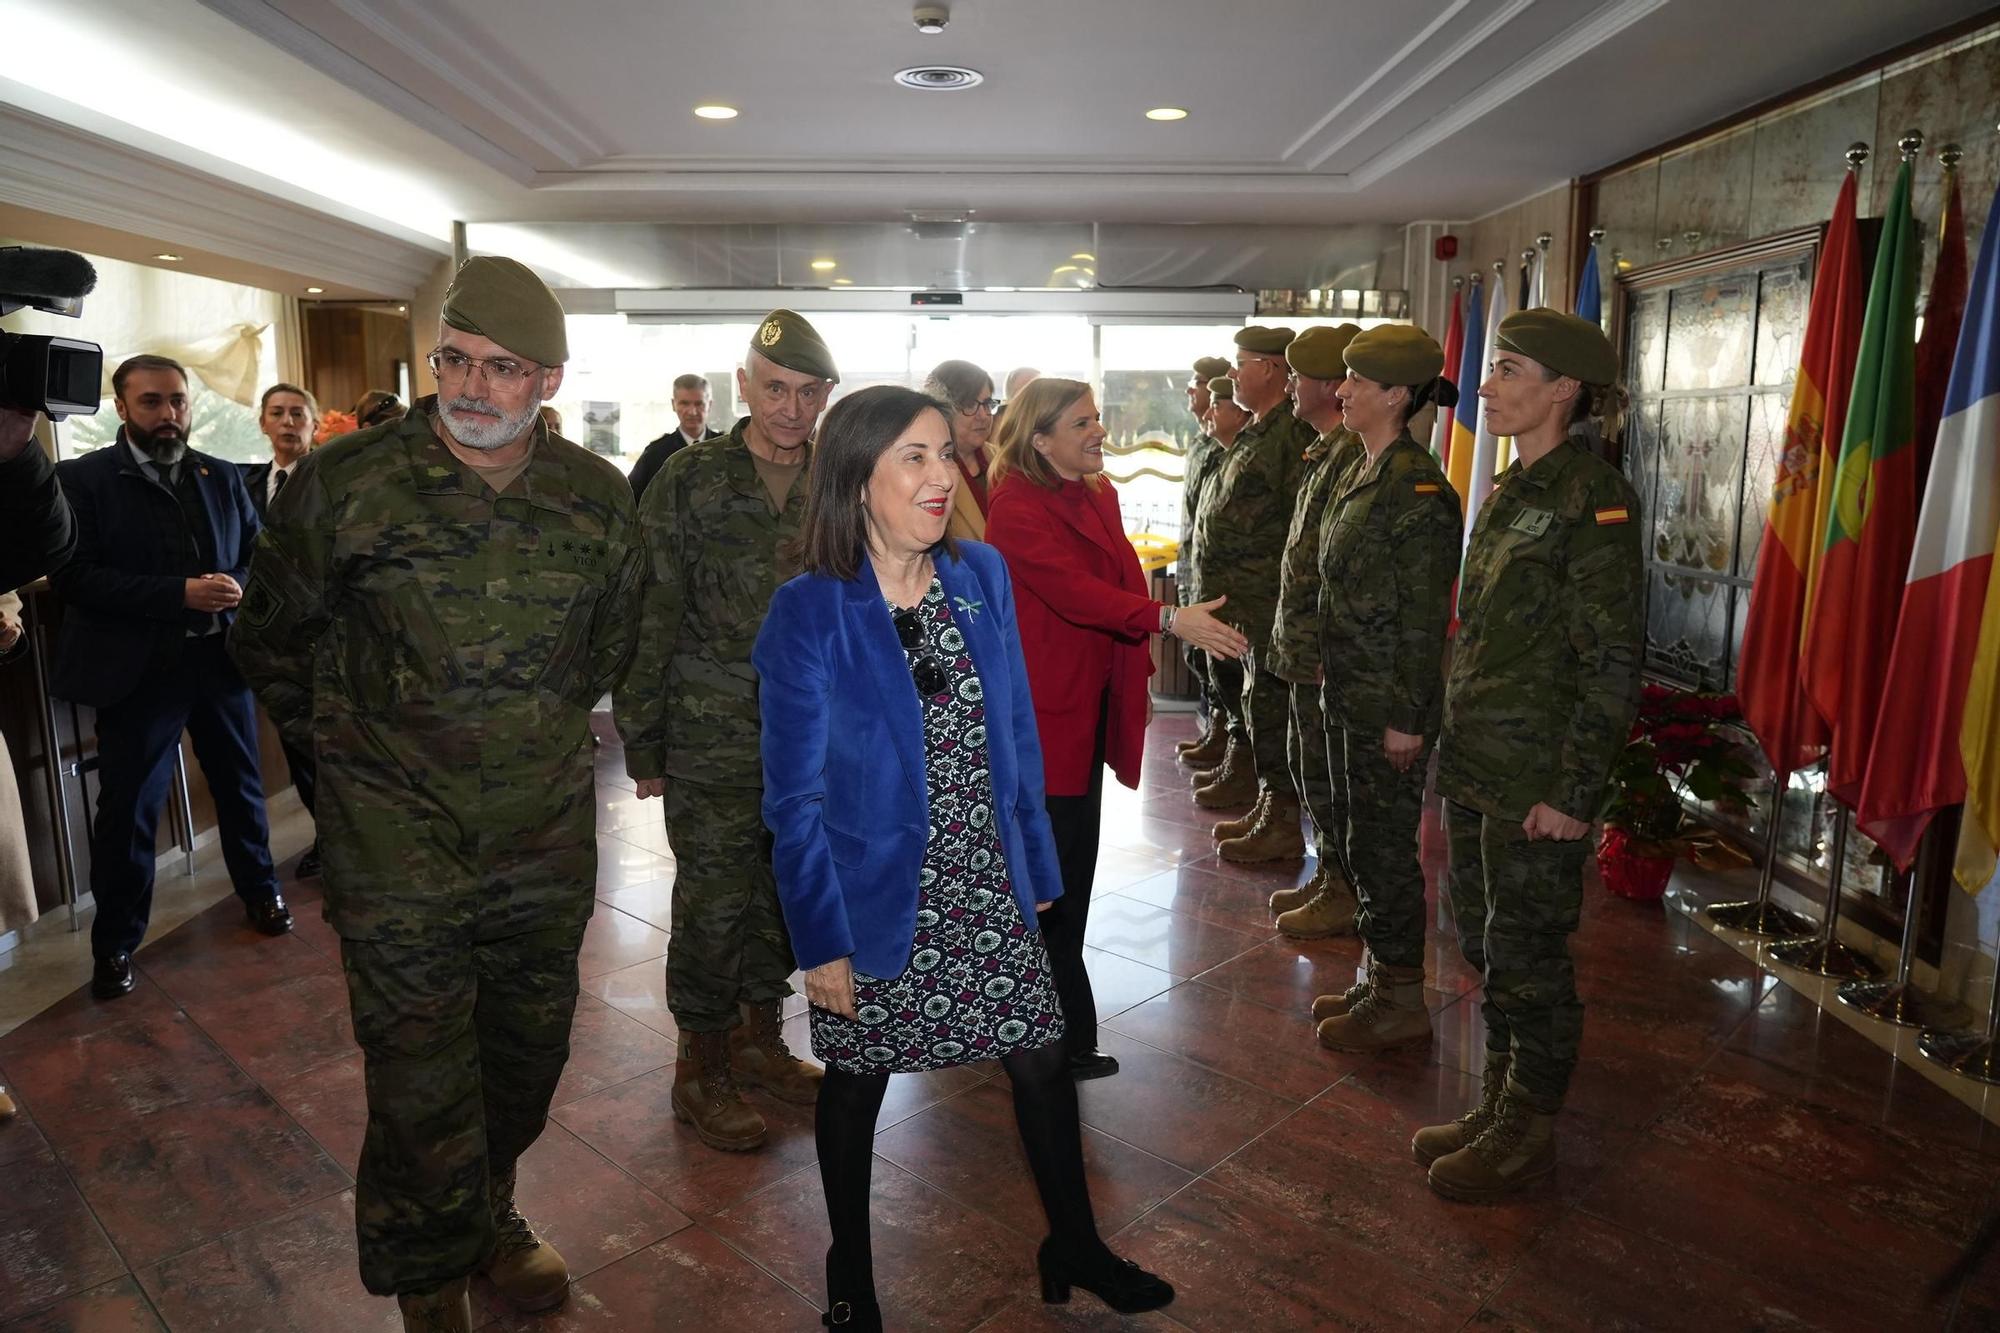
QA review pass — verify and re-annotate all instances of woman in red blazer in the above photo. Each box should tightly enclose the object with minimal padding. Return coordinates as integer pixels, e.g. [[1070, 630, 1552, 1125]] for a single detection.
[[985, 378, 1247, 1079]]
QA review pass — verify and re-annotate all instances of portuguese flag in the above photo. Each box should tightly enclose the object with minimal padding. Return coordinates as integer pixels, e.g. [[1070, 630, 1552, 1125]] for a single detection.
[[1736, 172, 1863, 779], [1800, 156, 1922, 810]]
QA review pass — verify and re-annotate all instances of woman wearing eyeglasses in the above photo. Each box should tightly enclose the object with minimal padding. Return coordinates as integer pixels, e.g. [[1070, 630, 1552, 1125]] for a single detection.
[[754, 385, 1173, 1331], [921, 359, 998, 543]]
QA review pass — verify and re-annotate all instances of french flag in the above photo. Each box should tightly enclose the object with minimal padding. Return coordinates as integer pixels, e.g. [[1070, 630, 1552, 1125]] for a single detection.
[[1857, 177, 2000, 869]]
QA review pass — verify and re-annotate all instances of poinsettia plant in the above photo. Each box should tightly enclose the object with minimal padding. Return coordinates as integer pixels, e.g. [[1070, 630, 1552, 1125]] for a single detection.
[[1598, 684, 1759, 852], [314, 409, 358, 444]]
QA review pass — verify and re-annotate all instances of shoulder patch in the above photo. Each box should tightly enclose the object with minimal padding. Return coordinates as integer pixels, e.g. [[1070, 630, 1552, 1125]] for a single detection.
[[1594, 506, 1630, 525], [1413, 482, 1441, 494]]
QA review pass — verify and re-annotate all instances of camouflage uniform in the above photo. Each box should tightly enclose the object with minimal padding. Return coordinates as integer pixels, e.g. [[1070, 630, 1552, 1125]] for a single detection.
[[1188, 399, 1314, 793], [1438, 439, 1643, 1109], [1316, 432, 1461, 970], [1268, 430, 1362, 874], [615, 416, 805, 1033], [1177, 431, 1227, 686], [229, 402, 643, 1296]]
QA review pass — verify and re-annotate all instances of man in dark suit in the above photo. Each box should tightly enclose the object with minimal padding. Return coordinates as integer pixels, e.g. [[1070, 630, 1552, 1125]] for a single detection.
[[627, 372, 723, 499], [241, 383, 321, 880], [51, 354, 290, 1001]]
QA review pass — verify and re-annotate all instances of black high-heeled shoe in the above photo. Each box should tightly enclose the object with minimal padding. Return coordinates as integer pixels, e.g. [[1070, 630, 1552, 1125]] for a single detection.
[[821, 1245, 883, 1331], [1036, 1238, 1174, 1313]]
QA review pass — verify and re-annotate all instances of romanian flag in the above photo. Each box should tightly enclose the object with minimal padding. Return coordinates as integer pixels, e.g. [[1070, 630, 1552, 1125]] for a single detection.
[[1800, 156, 1923, 811], [1446, 276, 1484, 503], [1431, 284, 1466, 467], [1737, 172, 1863, 779], [1465, 270, 1510, 536]]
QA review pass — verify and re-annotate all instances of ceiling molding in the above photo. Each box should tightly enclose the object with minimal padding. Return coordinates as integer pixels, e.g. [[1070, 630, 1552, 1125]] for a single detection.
[[527, 169, 1363, 197], [0, 100, 443, 298]]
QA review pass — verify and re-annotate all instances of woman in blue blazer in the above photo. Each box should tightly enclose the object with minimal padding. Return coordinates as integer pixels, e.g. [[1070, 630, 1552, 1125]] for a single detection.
[[755, 386, 1173, 1330]]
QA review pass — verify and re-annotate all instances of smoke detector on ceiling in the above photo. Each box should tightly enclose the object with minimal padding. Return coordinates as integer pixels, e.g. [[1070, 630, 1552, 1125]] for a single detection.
[[913, 4, 950, 34], [894, 64, 982, 91]]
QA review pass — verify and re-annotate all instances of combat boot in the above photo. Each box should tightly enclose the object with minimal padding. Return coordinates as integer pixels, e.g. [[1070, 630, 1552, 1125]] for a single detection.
[[480, 1165, 569, 1311], [1268, 865, 1325, 917], [1310, 957, 1377, 1022], [1412, 1053, 1511, 1167], [1276, 873, 1359, 937], [672, 1030, 768, 1151], [1219, 793, 1305, 862], [1178, 723, 1227, 768], [1211, 789, 1269, 842], [1189, 734, 1240, 791], [730, 1000, 824, 1104], [0, 1085, 16, 1120], [1192, 741, 1257, 809], [1427, 1086, 1557, 1202], [1316, 962, 1430, 1051], [397, 1278, 472, 1333]]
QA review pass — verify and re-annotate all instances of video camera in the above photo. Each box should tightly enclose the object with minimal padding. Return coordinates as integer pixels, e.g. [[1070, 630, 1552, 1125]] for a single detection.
[[0, 246, 103, 421]]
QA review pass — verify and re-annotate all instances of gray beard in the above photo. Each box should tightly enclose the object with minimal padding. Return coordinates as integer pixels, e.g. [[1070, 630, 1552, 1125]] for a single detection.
[[131, 429, 186, 465], [441, 395, 538, 452]]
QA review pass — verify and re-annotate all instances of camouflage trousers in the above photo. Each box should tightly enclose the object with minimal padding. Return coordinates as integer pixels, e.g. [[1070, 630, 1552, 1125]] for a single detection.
[[1337, 725, 1428, 969], [1442, 799, 1588, 1111], [342, 921, 585, 1296], [1286, 682, 1341, 872], [1240, 655, 1298, 797], [1203, 651, 1246, 739], [1184, 642, 1210, 730], [664, 780, 795, 1032]]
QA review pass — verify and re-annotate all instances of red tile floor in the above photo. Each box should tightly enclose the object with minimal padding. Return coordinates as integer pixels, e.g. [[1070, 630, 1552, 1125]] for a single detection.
[[2, 711, 1997, 1331]]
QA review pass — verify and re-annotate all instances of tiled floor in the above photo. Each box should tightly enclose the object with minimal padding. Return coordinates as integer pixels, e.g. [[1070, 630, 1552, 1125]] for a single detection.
[[2, 711, 1997, 1331]]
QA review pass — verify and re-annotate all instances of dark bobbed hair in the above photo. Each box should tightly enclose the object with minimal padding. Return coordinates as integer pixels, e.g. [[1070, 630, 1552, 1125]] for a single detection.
[[112, 354, 187, 399], [798, 385, 960, 581]]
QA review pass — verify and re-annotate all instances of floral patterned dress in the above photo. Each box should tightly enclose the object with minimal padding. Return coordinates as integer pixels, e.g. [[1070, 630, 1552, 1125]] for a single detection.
[[808, 578, 1067, 1074]]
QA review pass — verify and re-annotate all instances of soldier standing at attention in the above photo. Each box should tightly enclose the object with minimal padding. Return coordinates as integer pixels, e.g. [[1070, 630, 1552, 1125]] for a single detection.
[[1310, 325, 1462, 1054], [1185, 376, 1251, 792], [1418, 310, 1642, 1202], [1265, 324, 1366, 937], [618, 311, 835, 1153], [230, 256, 644, 1332], [1174, 354, 1235, 770]]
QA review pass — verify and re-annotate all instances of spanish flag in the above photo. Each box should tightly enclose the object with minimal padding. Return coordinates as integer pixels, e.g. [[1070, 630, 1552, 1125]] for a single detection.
[[1431, 284, 1466, 468], [1446, 276, 1484, 504]]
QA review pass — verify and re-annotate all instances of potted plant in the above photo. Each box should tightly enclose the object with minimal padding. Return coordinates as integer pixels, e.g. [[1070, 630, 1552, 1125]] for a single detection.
[[1596, 684, 1758, 900]]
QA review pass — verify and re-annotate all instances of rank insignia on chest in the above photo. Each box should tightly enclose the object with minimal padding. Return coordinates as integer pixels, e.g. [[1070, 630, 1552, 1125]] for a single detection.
[[1508, 506, 1554, 537], [1594, 506, 1630, 525]]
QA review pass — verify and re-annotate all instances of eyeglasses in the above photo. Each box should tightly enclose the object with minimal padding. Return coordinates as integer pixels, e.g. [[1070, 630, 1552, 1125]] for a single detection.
[[892, 608, 950, 697], [427, 348, 543, 386], [955, 398, 1000, 417]]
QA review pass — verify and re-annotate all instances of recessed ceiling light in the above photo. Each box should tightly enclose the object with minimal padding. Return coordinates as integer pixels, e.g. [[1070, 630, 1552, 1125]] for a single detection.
[[397, 305, 408, 313], [833, 278, 854, 286], [694, 104, 738, 120], [304, 286, 324, 294], [154, 253, 182, 261], [1071, 252, 1096, 261], [1052, 265, 1078, 275], [810, 259, 838, 271], [1145, 107, 1188, 121]]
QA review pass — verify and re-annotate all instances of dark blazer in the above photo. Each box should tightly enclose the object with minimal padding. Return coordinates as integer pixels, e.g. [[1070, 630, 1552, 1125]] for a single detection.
[[239, 461, 274, 522], [0, 439, 76, 590], [49, 438, 259, 708], [629, 424, 723, 499], [753, 542, 1065, 978], [985, 473, 1157, 796]]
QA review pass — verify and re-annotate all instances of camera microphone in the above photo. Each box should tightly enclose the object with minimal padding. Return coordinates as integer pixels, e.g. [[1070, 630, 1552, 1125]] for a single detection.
[[1, 246, 105, 421], [0, 247, 99, 317]]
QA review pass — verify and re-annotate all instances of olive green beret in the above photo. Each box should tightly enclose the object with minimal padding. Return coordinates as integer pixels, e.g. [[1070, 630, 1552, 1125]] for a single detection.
[[1192, 355, 1231, 380], [1342, 324, 1444, 387], [442, 256, 568, 366], [1233, 325, 1296, 356], [1285, 323, 1362, 381], [1495, 307, 1618, 387], [1206, 376, 1238, 401], [750, 308, 840, 383]]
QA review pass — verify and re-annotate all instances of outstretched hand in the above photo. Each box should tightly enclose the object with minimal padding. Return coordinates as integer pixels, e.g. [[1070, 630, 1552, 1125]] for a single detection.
[[1173, 596, 1251, 659]]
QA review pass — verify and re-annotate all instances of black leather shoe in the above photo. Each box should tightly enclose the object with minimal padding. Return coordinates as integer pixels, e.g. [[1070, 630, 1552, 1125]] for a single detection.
[[1067, 1049, 1120, 1081], [821, 1245, 882, 1331], [1037, 1238, 1173, 1313], [91, 952, 135, 1000], [246, 894, 294, 936], [294, 843, 321, 880]]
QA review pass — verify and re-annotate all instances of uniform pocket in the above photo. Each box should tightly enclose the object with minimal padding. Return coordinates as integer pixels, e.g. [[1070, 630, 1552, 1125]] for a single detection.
[[338, 581, 463, 713]]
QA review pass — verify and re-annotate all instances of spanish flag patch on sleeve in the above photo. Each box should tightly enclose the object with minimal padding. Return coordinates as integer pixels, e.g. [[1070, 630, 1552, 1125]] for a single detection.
[[1595, 506, 1630, 525], [1413, 482, 1441, 494]]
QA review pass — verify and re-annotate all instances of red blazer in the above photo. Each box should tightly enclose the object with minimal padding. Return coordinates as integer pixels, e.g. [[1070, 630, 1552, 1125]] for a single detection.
[[985, 473, 1159, 796]]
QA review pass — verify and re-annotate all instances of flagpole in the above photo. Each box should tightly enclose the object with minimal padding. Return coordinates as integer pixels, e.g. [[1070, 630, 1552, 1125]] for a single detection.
[[1836, 835, 1948, 1026], [1704, 768, 1815, 938], [1535, 232, 1552, 307], [1766, 801, 1880, 979], [1919, 949, 2000, 1085]]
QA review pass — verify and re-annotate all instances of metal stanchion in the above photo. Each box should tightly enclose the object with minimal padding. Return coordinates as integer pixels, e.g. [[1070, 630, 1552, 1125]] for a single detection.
[[25, 607, 83, 931], [1766, 808, 1880, 978], [169, 742, 197, 877], [1918, 962, 2000, 1087], [1704, 771, 1815, 938], [1836, 851, 1946, 1026]]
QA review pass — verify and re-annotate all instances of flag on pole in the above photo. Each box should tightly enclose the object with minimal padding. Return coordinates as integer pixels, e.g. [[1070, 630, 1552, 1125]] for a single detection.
[[1956, 540, 2000, 892], [1575, 239, 1603, 326], [1860, 172, 2000, 869], [1517, 252, 1533, 312], [1913, 166, 1970, 495], [1737, 172, 1864, 780], [1464, 267, 1510, 538], [1446, 276, 1484, 503], [1800, 155, 1923, 810], [1431, 284, 1466, 466]]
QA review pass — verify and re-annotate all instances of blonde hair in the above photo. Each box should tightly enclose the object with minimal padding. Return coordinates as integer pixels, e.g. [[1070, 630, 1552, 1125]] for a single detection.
[[988, 377, 1094, 491]]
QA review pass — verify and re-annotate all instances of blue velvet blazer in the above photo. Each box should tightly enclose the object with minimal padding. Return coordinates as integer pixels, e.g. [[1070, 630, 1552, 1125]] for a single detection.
[[754, 541, 1065, 978]]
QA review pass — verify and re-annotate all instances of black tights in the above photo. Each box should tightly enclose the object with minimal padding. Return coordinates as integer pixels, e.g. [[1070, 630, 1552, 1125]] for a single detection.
[[816, 1040, 1102, 1297]]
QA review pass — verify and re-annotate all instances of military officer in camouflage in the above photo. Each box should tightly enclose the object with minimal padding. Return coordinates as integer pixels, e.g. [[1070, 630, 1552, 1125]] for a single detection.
[[1309, 325, 1462, 1055], [617, 310, 834, 1154], [230, 256, 643, 1332], [1418, 309, 1643, 1202], [1264, 324, 1366, 935], [1175, 353, 1235, 770], [1185, 377, 1253, 792]]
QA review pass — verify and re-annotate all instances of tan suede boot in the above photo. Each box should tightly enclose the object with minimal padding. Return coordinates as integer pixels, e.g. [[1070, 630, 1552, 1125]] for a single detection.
[[1212, 789, 1269, 842], [479, 1165, 569, 1311], [1412, 1053, 1511, 1167], [398, 1278, 472, 1333], [1189, 733, 1242, 791], [1269, 865, 1326, 917], [1310, 957, 1377, 1022], [730, 1001, 824, 1104], [1219, 793, 1305, 862], [672, 1030, 768, 1151], [1276, 873, 1359, 938], [0, 1085, 17, 1120], [1178, 722, 1226, 766], [1427, 1086, 1558, 1202], [1193, 741, 1257, 808], [1315, 962, 1430, 1051]]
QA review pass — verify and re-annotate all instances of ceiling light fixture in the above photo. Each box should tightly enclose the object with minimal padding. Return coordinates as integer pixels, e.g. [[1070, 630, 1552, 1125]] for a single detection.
[[1145, 107, 1188, 121], [810, 259, 838, 271], [833, 278, 854, 286], [893, 65, 983, 91], [304, 286, 324, 294], [913, 4, 950, 34], [1071, 252, 1095, 261], [1051, 265, 1078, 275], [694, 104, 738, 120], [154, 253, 182, 261]]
